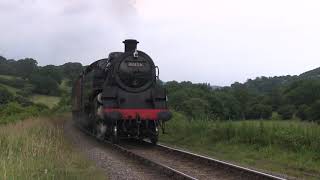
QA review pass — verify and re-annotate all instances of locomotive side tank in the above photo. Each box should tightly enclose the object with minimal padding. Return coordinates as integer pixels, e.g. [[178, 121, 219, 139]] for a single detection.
[[72, 39, 171, 144]]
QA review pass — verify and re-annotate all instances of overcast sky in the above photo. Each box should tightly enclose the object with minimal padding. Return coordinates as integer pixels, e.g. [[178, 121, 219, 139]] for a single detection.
[[1, 0, 320, 86]]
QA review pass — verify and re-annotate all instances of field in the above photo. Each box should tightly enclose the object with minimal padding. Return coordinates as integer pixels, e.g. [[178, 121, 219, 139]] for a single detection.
[[160, 112, 320, 179], [0, 115, 106, 180], [0, 74, 18, 80], [30, 95, 60, 109]]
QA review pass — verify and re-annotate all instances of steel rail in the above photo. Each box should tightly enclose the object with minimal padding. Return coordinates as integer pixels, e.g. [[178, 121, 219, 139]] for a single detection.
[[76, 124, 287, 180], [156, 143, 287, 180]]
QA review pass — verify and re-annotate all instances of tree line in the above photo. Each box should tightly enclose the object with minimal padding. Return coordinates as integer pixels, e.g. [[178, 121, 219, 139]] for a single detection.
[[1, 55, 320, 122], [164, 72, 320, 121], [0, 56, 83, 96]]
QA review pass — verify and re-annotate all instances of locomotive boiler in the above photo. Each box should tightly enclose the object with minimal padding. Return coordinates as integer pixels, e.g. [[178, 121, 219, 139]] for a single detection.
[[72, 39, 172, 144]]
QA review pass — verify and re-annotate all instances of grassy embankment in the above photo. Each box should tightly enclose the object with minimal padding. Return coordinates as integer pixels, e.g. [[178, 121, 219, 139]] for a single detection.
[[160, 112, 320, 179], [0, 75, 105, 179], [0, 114, 106, 180]]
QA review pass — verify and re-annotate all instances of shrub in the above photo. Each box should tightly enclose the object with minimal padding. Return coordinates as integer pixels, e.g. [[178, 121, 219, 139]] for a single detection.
[[277, 105, 295, 120], [0, 102, 48, 124], [309, 100, 320, 122], [13, 96, 33, 106], [16, 85, 33, 97], [0, 86, 13, 105], [0, 77, 26, 88], [246, 104, 272, 119], [29, 74, 60, 95], [296, 104, 310, 120], [181, 98, 210, 119]]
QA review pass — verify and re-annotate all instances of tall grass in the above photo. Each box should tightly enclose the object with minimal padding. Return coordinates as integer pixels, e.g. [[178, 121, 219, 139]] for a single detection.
[[0, 116, 105, 180], [30, 95, 60, 109], [0, 102, 48, 124], [160, 112, 320, 178], [162, 112, 320, 152]]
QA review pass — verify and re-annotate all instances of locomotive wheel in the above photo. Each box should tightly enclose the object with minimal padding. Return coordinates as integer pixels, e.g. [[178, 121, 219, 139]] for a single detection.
[[96, 122, 106, 141], [150, 126, 159, 145], [150, 135, 158, 145], [111, 125, 119, 144]]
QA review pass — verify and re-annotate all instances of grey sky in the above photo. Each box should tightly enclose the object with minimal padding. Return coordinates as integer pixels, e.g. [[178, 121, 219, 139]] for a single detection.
[[1, 0, 320, 86]]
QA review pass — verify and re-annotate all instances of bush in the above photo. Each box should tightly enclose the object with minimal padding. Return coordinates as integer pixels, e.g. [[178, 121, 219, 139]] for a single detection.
[[0, 77, 27, 88], [181, 98, 210, 119], [296, 104, 310, 120], [16, 85, 33, 97], [309, 100, 320, 122], [29, 74, 60, 95], [246, 104, 272, 119], [277, 105, 295, 120], [13, 96, 33, 106], [0, 86, 13, 105], [0, 102, 48, 124]]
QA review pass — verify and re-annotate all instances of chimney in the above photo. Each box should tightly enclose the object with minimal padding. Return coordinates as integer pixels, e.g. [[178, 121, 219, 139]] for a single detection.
[[123, 39, 139, 52]]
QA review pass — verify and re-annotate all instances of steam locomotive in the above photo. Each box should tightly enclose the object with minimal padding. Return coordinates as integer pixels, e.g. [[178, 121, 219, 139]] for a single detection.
[[72, 39, 172, 144]]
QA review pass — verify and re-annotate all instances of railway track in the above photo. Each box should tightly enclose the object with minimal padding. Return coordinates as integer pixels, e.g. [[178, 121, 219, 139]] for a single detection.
[[78, 125, 287, 180]]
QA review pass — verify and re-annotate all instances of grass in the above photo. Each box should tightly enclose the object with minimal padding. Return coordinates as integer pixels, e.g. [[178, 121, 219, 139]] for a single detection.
[[0, 115, 106, 180], [0, 74, 18, 80], [160, 112, 320, 179], [0, 83, 20, 94], [0, 102, 47, 124], [30, 95, 60, 109]]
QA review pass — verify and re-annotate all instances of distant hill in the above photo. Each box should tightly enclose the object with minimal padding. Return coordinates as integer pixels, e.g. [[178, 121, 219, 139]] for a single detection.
[[233, 66, 320, 95], [299, 67, 320, 79]]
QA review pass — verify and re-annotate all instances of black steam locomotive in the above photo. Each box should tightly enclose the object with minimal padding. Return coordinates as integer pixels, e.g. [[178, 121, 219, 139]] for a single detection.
[[72, 39, 172, 144]]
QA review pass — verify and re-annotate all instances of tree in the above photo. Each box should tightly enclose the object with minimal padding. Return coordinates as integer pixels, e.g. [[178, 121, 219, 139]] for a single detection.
[[246, 104, 272, 119], [15, 58, 38, 79], [277, 105, 295, 120], [181, 98, 210, 119], [284, 79, 320, 106], [36, 65, 63, 84], [231, 82, 251, 119], [61, 62, 83, 83], [29, 74, 60, 95]]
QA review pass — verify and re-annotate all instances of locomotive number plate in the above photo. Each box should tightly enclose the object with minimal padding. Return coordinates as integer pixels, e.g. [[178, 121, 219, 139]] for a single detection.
[[127, 62, 144, 67]]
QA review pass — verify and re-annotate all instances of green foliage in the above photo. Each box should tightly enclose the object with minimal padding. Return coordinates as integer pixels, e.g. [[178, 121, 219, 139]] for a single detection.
[[296, 104, 309, 121], [51, 92, 71, 113], [284, 79, 320, 106], [36, 65, 63, 84], [182, 98, 210, 119], [0, 56, 83, 96], [0, 86, 13, 105], [15, 58, 38, 79], [16, 84, 34, 97], [61, 62, 83, 84], [309, 100, 320, 122], [160, 112, 320, 178], [162, 112, 320, 153], [0, 76, 27, 88], [0, 102, 48, 124], [277, 105, 295, 120], [246, 104, 272, 119], [0, 117, 106, 179], [29, 74, 60, 95]]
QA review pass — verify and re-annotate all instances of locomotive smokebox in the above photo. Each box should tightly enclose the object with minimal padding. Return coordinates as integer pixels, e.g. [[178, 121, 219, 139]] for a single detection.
[[123, 39, 139, 52]]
